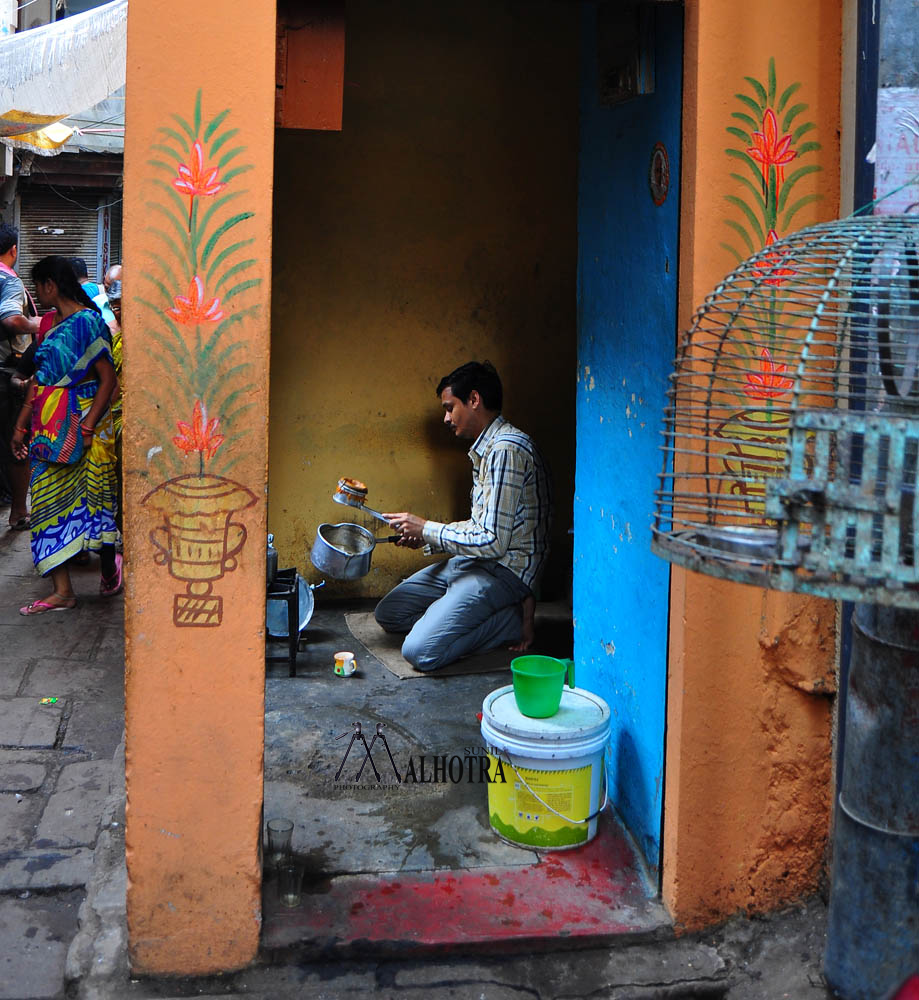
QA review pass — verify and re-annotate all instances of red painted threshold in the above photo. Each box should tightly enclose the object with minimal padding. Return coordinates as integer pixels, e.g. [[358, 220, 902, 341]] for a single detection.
[[261, 813, 671, 958]]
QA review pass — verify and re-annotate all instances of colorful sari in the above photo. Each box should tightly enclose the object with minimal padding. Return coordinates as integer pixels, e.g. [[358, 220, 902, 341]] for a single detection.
[[29, 310, 117, 576]]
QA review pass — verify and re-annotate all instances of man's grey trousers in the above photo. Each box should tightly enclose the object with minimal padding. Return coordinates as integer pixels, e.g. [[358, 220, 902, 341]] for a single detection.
[[374, 556, 529, 671]]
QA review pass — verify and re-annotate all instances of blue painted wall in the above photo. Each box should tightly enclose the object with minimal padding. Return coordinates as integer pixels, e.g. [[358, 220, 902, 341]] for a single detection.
[[574, 3, 682, 873]]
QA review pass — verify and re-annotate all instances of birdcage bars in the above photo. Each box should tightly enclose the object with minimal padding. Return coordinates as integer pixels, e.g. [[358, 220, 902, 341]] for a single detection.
[[652, 215, 919, 608]]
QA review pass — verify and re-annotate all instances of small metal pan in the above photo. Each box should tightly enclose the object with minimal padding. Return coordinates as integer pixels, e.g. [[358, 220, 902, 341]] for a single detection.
[[310, 522, 399, 580]]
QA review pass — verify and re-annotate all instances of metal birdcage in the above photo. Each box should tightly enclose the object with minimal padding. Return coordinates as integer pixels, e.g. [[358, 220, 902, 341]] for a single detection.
[[652, 214, 919, 608], [652, 213, 919, 998]]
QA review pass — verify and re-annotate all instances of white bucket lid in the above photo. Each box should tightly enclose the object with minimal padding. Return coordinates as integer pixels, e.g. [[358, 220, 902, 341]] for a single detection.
[[482, 684, 610, 746]]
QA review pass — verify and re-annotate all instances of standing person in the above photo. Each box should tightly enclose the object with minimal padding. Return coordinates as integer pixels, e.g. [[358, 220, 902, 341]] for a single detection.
[[69, 257, 101, 299], [100, 264, 123, 536], [0, 224, 38, 529], [375, 361, 552, 671], [71, 257, 118, 333], [101, 264, 122, 438], [103, 264, 122, 326], [11, 256, 121, 614]]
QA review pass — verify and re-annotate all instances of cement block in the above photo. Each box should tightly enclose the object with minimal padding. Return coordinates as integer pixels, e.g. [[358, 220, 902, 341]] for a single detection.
[[0, 654, 26, 695], [22, 660, 107, 698], [59, 701, 125, 758], [88, 626, 124, 663], [36, 759, 111, 848], [0, 697, 62, 748], [0, 895, 81, 999], [0, 790, 43, 851], [0, 847, 93, 890], [0, 762, 45, 791], [0, 620, 98, 663]]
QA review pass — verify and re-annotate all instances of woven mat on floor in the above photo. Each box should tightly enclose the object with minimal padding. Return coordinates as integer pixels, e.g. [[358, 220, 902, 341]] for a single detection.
[[344, 611, 513, 680]]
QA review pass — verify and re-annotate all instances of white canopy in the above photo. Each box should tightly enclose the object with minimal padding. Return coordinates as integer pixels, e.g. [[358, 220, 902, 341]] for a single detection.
[[1, 0, 126, 148]]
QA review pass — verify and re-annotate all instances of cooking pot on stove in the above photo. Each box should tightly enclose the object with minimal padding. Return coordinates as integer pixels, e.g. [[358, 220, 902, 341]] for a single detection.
[[310, 522, 399, 581]]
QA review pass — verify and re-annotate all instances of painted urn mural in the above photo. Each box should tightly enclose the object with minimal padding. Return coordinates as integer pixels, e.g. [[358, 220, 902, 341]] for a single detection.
[[716, 59, 821, 519], [137, 92, 261, 627]]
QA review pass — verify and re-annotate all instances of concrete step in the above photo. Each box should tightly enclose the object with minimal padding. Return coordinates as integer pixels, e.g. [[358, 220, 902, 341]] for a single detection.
[[260, 812, 671, 961]]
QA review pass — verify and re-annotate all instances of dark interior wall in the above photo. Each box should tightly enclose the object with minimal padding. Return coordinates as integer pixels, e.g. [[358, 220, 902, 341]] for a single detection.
[[270, 0, 580, 598]]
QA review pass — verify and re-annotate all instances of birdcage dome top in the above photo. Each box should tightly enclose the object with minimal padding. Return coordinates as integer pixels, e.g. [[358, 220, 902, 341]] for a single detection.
[[653, 214, 919, 607]]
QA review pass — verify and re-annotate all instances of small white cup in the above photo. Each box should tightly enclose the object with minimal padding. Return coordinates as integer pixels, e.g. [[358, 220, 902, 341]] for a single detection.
[[334, 651, 356, 676]]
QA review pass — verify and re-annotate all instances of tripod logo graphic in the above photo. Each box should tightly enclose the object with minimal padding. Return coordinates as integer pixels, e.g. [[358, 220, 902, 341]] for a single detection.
[[335, 722, 402, 783]]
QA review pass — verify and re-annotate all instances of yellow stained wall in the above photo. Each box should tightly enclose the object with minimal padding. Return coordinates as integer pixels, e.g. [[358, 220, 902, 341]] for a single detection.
[[122, 0, 275, 973], [269, 0, 579, 599], [665, 0, 841, 929]]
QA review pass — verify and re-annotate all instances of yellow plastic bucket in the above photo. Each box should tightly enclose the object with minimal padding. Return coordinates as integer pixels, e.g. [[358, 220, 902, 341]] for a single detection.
[[480, 684, 610, 849]]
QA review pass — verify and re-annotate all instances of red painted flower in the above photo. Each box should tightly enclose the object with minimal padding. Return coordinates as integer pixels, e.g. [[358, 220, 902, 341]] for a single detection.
[[751, 230, 796, 287], [745, 347, 794, 400], [165, 276, 225, 325], [748, 108, 797, 191], [173, 399, 225, 460], [173, 140, 227, 198], [172, 140, 227, 224]]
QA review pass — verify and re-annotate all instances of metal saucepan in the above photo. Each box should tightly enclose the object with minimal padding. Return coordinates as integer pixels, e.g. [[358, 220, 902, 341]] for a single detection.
[[310, 521, 399, 580]]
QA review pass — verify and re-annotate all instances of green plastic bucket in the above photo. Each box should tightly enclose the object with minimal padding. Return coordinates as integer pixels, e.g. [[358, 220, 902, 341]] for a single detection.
[[510, 655, 574, 718]]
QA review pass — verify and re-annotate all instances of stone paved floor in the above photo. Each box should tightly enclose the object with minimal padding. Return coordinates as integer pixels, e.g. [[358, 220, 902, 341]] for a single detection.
[[0, 519, 124, 1000]]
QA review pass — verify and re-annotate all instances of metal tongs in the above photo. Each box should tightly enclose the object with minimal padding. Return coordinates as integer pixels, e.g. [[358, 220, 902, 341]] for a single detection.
[[332, 478, 391, 525]]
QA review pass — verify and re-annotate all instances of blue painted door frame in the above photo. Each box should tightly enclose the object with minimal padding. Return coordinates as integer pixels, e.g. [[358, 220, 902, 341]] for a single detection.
[[574, 3, 682, 874]]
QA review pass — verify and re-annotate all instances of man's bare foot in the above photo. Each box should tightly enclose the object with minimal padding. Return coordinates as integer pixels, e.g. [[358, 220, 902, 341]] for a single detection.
[[509, 595, 536, 652]]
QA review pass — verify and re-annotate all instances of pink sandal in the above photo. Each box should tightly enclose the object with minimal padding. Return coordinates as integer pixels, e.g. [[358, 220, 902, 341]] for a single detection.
[[20, 596, 77, 616], [100, 553, 123, 597]]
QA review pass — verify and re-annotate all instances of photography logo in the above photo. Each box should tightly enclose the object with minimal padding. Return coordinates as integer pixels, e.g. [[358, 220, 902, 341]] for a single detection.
[[335, 722, 401, 783], [331, 719, 507, 787]]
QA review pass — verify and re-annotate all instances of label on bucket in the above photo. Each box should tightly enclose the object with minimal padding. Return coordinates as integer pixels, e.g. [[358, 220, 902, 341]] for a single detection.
[[487, 754, 592, 848]]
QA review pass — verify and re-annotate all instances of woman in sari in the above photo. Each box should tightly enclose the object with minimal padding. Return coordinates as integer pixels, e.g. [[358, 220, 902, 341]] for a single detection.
[[11, 256, 121, 614]]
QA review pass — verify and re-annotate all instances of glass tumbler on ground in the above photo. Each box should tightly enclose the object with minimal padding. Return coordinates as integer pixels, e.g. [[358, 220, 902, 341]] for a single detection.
[[277, 863, 303, 907], [266, 817, 293, 869]]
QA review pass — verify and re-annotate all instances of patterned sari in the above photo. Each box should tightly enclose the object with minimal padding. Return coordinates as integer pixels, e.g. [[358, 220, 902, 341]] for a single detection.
[[29, 310, 117, 576]]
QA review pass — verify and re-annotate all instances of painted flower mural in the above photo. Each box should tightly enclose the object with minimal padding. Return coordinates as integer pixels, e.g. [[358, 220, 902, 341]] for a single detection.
[[744, 348, 795, 400], [716, 59, 822, 516], [166, 276, 226, 325], [173, 139, 228, 223], [173, 399, 225, 468], [138, 91, 260, 626], [723, 58, 822, 263], [750, 231, 796, 287]]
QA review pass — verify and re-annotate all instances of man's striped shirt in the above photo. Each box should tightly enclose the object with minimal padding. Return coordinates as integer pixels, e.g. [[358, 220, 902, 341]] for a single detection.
[[421, 415, 552, 591]]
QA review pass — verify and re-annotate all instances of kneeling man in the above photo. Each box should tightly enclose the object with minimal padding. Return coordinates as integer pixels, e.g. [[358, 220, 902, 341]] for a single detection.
[[375, 361, 552, 671]]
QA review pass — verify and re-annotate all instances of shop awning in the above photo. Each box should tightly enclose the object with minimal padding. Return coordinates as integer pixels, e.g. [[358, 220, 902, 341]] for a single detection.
[[1, 0, 126, 153]]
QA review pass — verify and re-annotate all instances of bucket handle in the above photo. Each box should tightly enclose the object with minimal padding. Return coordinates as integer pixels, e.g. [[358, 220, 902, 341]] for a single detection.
[[500, 750, 608, 826]]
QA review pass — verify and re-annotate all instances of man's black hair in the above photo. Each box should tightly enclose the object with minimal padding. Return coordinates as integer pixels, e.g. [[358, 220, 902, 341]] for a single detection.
[[0, 223, 18, 256], [69, 257, 89, 279], [436, 361, 503, 411]]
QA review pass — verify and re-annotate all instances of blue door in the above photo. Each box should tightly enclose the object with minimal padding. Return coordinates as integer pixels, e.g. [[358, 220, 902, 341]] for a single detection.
[[574, 2, 682, 875]]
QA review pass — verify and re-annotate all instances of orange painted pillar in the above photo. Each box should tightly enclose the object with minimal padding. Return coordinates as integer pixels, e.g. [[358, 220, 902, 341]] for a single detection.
[[121, 0, 275, 974], [664, 0, 841, 930]]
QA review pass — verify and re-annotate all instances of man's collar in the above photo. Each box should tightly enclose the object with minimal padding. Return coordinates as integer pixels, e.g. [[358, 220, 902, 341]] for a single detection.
[[468, 414, 505, 462]]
